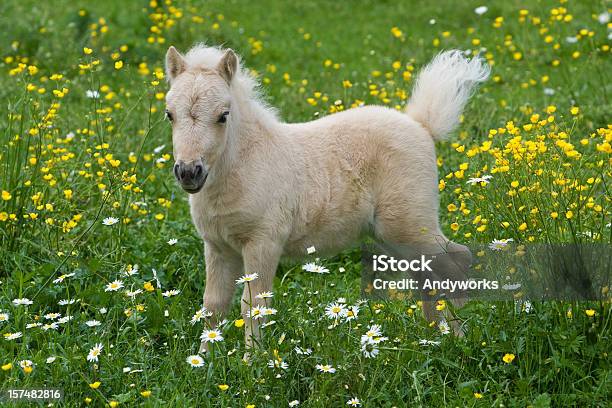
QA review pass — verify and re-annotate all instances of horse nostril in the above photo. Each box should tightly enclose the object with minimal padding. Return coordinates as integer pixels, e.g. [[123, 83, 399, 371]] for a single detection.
[[194, 164, 203, 179], [173, 163, 181, 180]]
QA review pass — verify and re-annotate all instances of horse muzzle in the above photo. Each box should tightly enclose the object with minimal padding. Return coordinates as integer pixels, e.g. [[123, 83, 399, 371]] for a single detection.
[[174, 159, 208, 194]]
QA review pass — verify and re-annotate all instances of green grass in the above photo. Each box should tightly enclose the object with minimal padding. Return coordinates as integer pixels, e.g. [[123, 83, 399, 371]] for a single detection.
[[0, 0, 610, 406]]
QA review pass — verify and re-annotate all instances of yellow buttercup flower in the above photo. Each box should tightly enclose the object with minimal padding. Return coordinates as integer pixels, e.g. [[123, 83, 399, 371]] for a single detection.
[[502, 353, 515, 364], [585, 309, 595, 317], [218, 384, 229, 391]]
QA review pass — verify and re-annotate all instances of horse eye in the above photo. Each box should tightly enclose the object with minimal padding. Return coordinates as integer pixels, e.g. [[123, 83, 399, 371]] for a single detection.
[[165, 109, 173, 122], [218, 111, 229, 123]]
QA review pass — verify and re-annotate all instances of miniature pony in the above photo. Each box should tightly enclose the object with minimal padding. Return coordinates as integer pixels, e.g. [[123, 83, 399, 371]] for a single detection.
[[164, 44, 489, 351]]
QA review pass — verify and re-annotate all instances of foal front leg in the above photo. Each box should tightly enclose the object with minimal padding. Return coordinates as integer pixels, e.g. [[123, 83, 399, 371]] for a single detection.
[[240, 241, 282, 349], [199, 241, 242, 353]]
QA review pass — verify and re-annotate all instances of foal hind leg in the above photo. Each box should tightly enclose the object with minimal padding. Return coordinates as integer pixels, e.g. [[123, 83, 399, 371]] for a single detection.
[[373, 197, 471, 335]]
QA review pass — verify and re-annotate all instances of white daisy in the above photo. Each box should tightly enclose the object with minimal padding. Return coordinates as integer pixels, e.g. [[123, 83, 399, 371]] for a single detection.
[[167, 238, 178, 245], [361, 342, 379, 358], [53, 273, 76, 284], [102, 217, 119, 226], [247, 306, 264, 320], [46, 356, 56, 364], [200, 329, 223, 343], [325, 302, 347, 319], [344, 305, 360, 321], [315, 364, 336, 374], [267, 359, 289, 370], [57, 315, 74, 324], [302, 262, 329, 274], [190, 307, 210, 325], [85, 320, 101, 327], [306, 246, 316, 254], [124, 264, 139, 276], [19, 360, 33, 368], [0, 312, 9, 322], [439, 320, 451, 335], [474, 6, 488, 15], [289, 400, 300, 407], [467, 175, 492, 185], [262, 307, 277, 317], [44, 313, 61, 320], [236, 273, 259, 284], [361, 324, 383, 343], [489, 238, 514, 251], [255, 291, 273, 299], [105, 280, 124, 292], [12, 298, 33, 306], [347, 397, 361, 406], [125, 289, 142, 298], [186, 354, 205, 367], [3, 332, 22, 341], [87, 343, 103, 362], [523, 300, 532, 313], [58, 315, 73, 324], [162, 289, 181, 297], [42, 322, 59, 331], [26, 323, 42, 329], [58, 299, 76, 306], [86, 90, 100, 98]]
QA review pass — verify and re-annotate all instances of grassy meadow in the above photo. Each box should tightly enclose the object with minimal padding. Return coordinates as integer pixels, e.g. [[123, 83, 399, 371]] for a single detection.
[[0, 0, 611, 406]]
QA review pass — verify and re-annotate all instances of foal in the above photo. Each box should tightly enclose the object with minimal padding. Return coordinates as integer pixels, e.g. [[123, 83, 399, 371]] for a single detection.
[[164, 44, 489, 352]]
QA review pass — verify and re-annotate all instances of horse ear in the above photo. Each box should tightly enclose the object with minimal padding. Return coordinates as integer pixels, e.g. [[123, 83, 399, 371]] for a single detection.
[[166, 46, 186, 82], [217, 49, 238, 84]]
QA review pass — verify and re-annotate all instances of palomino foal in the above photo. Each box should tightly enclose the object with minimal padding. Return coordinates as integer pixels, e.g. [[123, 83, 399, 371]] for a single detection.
[[164, 44, 489, 352]]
